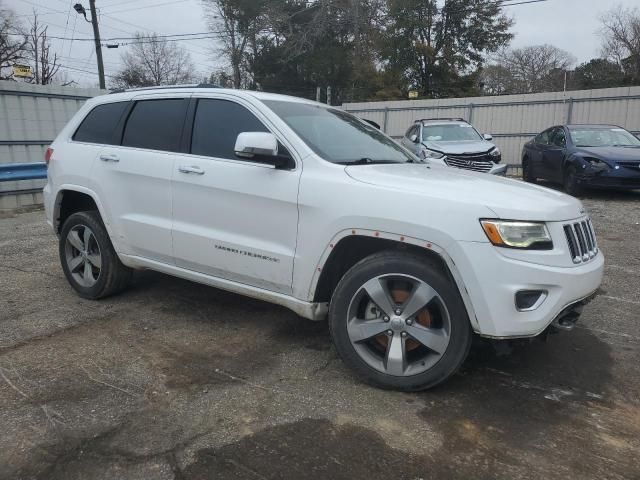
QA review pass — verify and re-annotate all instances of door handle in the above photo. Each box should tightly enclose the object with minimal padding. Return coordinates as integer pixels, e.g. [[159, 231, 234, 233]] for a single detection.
[[99, 154, 120, 163], [178, 165, 205, 175]]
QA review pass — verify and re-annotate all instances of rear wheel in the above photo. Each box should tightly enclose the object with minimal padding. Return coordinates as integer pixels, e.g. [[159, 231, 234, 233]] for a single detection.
[[59, 211, 132, 299], [563, 166, 583, 196], [328, 251, 472, 391]]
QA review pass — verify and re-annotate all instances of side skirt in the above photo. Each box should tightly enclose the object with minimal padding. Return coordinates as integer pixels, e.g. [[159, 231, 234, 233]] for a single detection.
[[119, 254, 329, 321]]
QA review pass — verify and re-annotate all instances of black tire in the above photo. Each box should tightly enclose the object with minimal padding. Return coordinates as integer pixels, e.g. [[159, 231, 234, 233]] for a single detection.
[[328, 251, 472, 391], [522, 158, 536, 183], [59, 211, 132, 299], [563, 166, 583, 196]]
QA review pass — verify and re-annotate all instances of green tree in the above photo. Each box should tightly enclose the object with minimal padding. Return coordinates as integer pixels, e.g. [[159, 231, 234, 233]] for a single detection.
[[573, 58, 627, 90], [382, 0, 513, 98]]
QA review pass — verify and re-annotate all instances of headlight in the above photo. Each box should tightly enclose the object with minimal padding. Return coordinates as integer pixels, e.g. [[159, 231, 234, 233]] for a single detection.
[[421, 148, 445, 160], [489, 148, 501, 157], [480, 219, 553, 250], [583, 157, 609, 171]]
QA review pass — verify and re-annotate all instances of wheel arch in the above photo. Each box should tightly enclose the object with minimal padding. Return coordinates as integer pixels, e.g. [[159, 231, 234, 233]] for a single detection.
[[310, 230, 480, 332], [53, 186, 107, 234]]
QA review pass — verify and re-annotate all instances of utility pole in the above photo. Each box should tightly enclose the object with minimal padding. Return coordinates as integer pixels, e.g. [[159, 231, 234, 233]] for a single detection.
[[74, 2, 105, 89], [88, 0, 105, 89]]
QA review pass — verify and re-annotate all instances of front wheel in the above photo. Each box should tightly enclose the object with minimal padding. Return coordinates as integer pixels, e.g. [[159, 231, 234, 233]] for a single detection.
[[563, 166, 583, 196], [522, 159, 536, 183], [328, 251, 472, 391]]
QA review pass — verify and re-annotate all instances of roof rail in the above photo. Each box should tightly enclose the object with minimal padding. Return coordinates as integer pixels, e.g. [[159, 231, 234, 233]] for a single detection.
[[109, 83, 221, 94], [416, 118, 467, 123]]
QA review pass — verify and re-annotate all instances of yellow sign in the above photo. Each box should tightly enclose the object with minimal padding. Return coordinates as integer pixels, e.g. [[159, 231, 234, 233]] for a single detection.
[[12, 65, 33, 78], [408, 90, 419, 99]]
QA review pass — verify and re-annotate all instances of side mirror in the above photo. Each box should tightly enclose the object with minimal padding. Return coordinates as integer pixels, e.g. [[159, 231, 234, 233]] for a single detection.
[[235, 132, 278, 157], [409, 134, 419, 143], [234, 132, 294, 170], [483, 134, 493, 141]]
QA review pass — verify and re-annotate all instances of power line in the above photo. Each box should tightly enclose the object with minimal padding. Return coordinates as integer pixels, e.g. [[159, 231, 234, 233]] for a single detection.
[[101, 0, 191, 15]]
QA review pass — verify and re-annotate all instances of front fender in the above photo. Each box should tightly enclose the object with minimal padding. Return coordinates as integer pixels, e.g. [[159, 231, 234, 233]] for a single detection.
[[306, 228, 481, 333]]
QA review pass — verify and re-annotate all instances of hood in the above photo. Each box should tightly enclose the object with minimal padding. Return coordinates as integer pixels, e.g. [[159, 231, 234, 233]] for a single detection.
[[423, 139, 495, 155], [576, 146, 640, 163], [345, 163, 584, 222]]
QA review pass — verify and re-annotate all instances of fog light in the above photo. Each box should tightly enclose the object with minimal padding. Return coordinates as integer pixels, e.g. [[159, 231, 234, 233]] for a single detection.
[[515, 290, 547, 311]]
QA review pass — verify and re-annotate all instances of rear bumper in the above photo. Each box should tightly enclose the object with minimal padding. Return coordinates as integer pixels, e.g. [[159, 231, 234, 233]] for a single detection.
[[449, 241, 604, 338]]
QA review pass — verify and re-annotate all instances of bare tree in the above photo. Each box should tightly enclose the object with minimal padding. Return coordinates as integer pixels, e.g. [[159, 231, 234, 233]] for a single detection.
[[0, 3, 27, 80], [202, 0, 266, 89], [491, 44, 575, 93], [479, 64, 517, 95], [25, 12, 60, 85], [600, 5, 640, 80], [113, 33, 195, 88]]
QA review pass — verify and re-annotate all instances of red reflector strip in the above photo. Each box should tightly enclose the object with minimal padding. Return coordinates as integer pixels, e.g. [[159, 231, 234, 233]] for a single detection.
[[44, 147, 54, 165]]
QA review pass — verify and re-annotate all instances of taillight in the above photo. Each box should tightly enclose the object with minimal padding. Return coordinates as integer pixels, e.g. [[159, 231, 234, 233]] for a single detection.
[[44, 147, 54, 165]]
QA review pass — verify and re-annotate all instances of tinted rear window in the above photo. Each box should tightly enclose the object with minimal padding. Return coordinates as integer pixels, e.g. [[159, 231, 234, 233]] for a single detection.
[[191, 99, 268, 159], [73, 101, 128, 144], [122, 99, 187, 152]]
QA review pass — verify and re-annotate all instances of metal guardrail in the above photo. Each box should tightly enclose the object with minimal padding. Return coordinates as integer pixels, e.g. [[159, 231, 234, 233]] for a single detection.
[[0, 163, 47, 182]]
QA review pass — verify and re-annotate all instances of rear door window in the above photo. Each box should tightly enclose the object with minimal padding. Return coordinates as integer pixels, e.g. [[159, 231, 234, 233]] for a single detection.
[[122, 98, 187, 152], [73, 101, 128, 144], [190, 99, 269, 159]]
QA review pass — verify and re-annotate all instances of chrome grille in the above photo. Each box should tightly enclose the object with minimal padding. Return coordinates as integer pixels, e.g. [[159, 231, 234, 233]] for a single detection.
[[563, 218, 598, 264], [445, 154, 493, 173]]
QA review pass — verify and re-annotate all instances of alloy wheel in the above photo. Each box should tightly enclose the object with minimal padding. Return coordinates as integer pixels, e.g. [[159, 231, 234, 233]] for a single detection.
[[346, 274, 451, 377], [64, 224, 102, 287]]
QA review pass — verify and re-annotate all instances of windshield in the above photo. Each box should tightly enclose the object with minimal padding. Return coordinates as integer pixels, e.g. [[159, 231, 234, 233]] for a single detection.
[[263, 100, 417, 164], [569, 127, 640, 148], [422, 124, 482, 142]]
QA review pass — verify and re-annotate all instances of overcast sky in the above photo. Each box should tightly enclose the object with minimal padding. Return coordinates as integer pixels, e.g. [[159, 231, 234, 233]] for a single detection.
[[5, 0, 639, 87]]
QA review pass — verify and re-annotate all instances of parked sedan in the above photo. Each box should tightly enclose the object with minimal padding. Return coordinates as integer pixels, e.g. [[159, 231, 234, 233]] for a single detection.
[[522, 124, 640, 195]]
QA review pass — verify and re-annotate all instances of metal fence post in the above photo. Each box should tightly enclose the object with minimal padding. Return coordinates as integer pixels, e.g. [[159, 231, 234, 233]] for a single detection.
[[566, 97, 574, 124], [468, 103, 475, 123], [383, 107, 389, 133]]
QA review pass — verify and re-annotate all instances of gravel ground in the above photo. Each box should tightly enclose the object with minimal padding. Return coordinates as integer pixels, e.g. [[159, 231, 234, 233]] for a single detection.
[[0, 188, 639, 480]]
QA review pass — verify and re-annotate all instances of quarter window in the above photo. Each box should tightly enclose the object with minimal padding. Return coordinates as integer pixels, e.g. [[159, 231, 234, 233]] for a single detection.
[[122, 99, 187, 152], [73, 101, 128, 144], [191, 99, 269, 159]]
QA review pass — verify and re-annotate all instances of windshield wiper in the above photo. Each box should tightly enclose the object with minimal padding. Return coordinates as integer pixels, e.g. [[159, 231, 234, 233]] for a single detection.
[[336, 158, 410, 165]]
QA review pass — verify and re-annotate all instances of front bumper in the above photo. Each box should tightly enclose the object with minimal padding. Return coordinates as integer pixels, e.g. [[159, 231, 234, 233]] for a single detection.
[[431, 157, 507, 176], [449, 241, 604, 338], [576, 166, 640, 190]]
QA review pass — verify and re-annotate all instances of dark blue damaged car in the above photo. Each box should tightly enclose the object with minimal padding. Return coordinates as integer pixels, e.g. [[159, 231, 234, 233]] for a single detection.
[[521, 124, 640, 195]]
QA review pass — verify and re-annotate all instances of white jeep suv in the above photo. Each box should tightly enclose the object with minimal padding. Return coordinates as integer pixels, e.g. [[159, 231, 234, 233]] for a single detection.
[[44, 85, 604, 391]]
